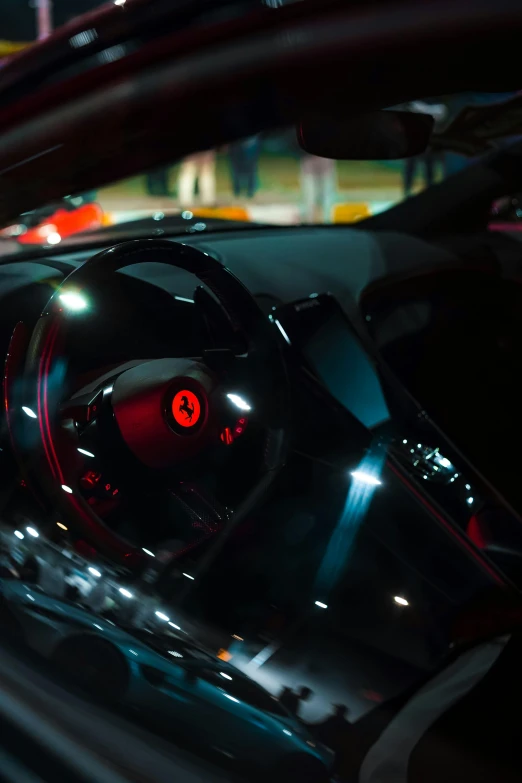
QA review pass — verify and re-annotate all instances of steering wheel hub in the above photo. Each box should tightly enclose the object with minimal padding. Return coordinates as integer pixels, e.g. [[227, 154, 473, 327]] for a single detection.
[[112, 358, 215, 468]]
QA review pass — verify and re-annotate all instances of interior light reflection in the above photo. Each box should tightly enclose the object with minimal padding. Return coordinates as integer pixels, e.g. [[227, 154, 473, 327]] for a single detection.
[[69, 28, 98, 48], [119, 587, 133, 599], [58, 291, 87, 311], [274, 319, 291, 345], [226, 393, 252, 412], [26, 527, 39, 538], [313, 444, 386, 614], [350, 470, 382, 487], [14, 530, 24, 539], [22, 406, 37, 419], [155, 611, 169, 622], [394, 595, 409, 606], [78, 448, 95, 458]]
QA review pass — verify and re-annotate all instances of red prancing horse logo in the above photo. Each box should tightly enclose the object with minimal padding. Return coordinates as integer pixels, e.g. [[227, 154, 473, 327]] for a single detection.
[[172, 389, 201, 428]]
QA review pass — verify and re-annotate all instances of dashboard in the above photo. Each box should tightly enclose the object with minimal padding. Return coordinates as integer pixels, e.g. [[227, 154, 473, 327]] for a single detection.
[[2, 222, 516, 380], [0, 226, 462, 431], [0, 225, 459, 341]]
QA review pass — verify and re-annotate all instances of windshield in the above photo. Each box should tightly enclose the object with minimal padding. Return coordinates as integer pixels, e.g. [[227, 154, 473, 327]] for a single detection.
[[0, 92, 516, 255]]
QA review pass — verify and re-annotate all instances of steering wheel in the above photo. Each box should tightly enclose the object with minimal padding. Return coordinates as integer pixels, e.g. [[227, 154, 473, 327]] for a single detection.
[[6, 239, 289, 575]]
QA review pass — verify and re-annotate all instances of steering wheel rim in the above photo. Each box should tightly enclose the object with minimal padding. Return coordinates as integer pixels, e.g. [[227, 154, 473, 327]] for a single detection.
[[10, 239, 289, 571]]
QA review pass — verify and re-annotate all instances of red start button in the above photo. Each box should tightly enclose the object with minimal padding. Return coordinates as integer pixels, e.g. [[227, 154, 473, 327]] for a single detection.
[[171, 389, 201, 428]]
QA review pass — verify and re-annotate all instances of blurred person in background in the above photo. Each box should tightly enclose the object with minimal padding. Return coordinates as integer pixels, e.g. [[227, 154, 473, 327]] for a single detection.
[[278, 684, 314, 717], [300, 153, 337, 223], [227, 135, 261, 199], [178, 150, 216, 206], [145, 167, 171, 197], [311, 704, 355, 781]]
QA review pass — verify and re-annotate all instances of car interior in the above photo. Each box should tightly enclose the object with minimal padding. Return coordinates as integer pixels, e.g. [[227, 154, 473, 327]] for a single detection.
[[2, 0, 522, 781]]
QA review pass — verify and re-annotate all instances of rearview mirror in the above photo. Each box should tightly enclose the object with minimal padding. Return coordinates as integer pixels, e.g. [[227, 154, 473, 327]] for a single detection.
[[297, 110, 434, 160]]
